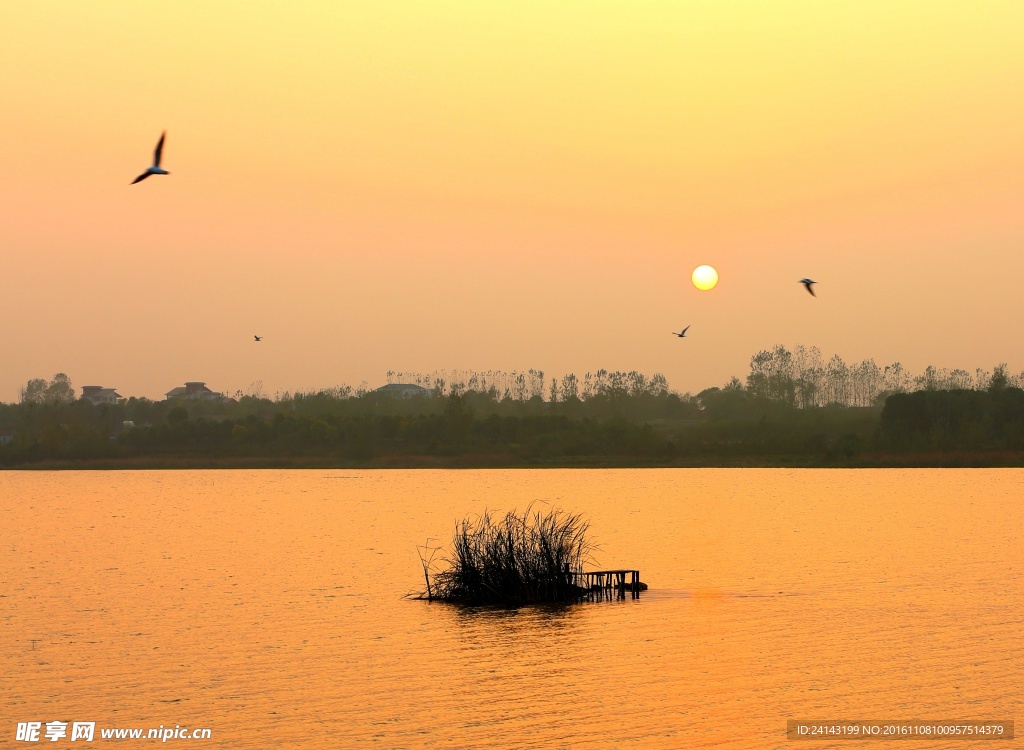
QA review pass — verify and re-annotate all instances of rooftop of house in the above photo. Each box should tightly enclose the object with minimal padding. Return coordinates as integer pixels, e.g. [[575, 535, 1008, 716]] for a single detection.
[[165, 382, 232, 401], [375, 383, 429, 391], [81, 386, 123, 398], [166, 382, 215, 396]]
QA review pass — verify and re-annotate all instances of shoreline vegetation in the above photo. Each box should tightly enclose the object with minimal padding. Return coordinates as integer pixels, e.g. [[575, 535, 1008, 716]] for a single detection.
[[7, 451, 1024, 470], [3, 346, 1024, 469]]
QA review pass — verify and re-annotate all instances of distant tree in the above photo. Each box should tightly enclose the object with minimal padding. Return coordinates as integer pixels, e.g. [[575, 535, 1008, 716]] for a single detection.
[[948, 369, 973, 390], [48, 373, 75, 403], [853, 359, 882, 407], [560, 374, 579, 401], [628, 371, 647, 397], [581, 372, 593, 399], [915, 365, 939, 392], [19, 373, 75, 405], [512, 373, 528, 401], [19, 378, 49, 404], [648, 373, 669, 397], [988, 363, 1010, 393], [528, 369, 545, 399], [696, 379, 750, 420], [824, 355, 850, 406], [882, 362, 906, 396], [607, 371, 627, 397], [795, 345, 824, 408]]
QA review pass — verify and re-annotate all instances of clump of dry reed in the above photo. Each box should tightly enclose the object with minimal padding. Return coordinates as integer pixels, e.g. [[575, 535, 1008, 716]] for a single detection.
[[428, 505, 593, 606]]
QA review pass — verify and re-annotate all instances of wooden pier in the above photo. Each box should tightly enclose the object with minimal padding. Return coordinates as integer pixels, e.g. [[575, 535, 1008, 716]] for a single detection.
[[573, 569, 643, 600]]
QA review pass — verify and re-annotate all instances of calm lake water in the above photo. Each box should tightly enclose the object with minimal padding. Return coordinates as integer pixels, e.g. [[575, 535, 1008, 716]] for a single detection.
[[1, 470, 1021, 748]]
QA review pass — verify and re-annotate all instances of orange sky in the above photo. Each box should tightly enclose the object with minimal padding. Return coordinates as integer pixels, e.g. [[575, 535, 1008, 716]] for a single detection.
[[3, 1, 1023, 402]]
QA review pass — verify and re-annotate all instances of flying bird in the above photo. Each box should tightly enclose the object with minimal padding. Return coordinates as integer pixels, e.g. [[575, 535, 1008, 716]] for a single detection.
[[254, 336, 262, 342], [672, 325, 691, 338], [131, 131, 169, 184], [799, 278, 817, 297]]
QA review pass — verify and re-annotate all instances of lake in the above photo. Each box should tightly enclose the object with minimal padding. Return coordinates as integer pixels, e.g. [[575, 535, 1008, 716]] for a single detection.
[[1, 470, 1020, 748]]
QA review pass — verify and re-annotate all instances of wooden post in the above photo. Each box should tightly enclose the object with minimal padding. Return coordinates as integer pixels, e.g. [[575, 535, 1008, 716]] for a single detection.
[[578, 569, 644, 601]]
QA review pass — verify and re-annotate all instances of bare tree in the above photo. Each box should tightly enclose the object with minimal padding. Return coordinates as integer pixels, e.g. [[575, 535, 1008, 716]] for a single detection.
[[561, 373, 579, 401], [549, 377, 560, 403]]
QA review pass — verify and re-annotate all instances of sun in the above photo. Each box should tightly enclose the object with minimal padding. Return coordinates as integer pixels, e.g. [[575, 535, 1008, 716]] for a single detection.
[[691, 264, 719, 291]]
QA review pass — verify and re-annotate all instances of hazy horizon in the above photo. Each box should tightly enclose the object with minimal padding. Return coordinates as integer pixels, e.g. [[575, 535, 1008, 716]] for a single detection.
[[5, 2, 1023, 404], [9, 344, 1022, 405]]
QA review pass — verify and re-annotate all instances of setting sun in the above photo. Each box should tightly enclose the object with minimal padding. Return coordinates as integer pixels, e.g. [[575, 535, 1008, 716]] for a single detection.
[[692, 264, 719, 291]]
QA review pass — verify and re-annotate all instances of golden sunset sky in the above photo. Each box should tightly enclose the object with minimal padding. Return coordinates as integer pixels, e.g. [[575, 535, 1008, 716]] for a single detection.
[[3, 1, 1022, 401]]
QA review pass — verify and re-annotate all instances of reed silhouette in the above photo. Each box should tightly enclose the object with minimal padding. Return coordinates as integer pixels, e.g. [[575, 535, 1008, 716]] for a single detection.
[[427, 505, 593, 606]]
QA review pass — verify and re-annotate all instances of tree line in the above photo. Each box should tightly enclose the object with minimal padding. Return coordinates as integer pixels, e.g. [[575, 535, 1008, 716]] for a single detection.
[[2, 347, 1022, 466], [744, 344, 1022, 408]]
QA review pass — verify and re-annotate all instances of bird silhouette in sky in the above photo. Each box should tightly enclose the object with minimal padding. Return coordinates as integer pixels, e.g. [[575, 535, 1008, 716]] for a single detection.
[[131, 131, 169, 184], [799, 278, 817, 297], [254, 335, 262, 342], [672, 325, 691, 338]]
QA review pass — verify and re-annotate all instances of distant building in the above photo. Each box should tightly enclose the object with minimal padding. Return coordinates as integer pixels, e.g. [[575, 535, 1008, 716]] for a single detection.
[[373, 383, 434, 399], [165, 381, 228, 401], [81, 386, 124, 405], [0, 429, 14, 446]]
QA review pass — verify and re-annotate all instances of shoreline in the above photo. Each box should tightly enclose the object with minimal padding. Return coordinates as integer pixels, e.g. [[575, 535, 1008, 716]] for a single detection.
[[4, 451, 1024, 470]]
